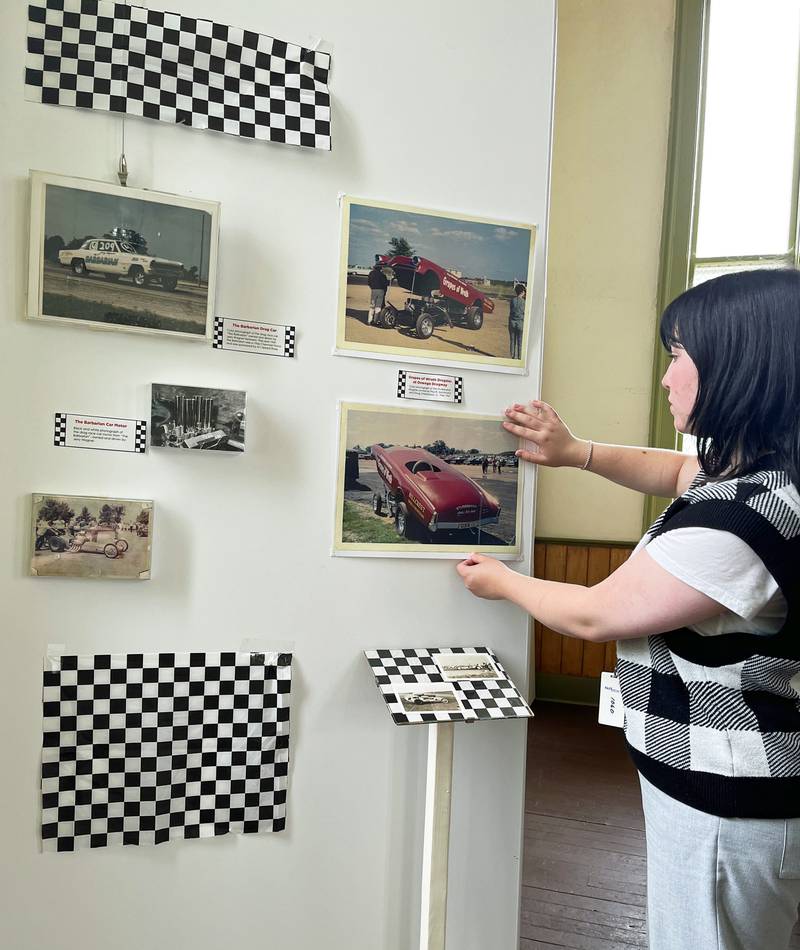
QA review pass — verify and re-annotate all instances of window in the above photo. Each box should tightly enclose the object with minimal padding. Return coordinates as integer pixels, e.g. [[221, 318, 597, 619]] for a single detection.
[[645, 0, 800, 526]]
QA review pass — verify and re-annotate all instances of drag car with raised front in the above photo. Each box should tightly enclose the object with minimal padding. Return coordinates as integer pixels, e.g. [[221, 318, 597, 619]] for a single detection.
[[371, 255, 495, 339], [370, 444, 501, 539]]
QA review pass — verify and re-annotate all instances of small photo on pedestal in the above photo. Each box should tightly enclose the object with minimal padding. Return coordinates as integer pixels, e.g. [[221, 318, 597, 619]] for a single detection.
[[395, 683, 464, 714], [432, 652, 500, 681], [151, 383, 246, 452]]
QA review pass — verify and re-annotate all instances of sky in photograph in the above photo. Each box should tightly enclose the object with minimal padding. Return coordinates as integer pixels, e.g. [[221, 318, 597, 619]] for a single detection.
[[346, 203, 532, 281], [44, 185, 212, 276], [346, 408, 516, 454]]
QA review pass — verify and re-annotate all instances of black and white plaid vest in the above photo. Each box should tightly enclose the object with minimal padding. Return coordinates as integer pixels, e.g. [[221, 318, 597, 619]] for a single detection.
[[616, 466, 800, 817]]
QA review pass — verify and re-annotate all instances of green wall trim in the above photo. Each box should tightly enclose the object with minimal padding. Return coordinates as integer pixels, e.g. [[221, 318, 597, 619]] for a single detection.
[[534, 673, 601, 707], [644, 0, 708, 532]]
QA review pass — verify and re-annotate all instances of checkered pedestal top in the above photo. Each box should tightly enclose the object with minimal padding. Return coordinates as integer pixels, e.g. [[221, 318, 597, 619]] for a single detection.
[[364, 647, 533, 726]]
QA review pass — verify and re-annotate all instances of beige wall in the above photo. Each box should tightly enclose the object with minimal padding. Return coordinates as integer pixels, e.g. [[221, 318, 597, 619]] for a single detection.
[[534, 0, 676, 543]]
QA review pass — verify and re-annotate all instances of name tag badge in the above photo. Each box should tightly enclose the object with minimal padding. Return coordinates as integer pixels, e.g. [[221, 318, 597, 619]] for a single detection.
[[598, 672, 624, 728]]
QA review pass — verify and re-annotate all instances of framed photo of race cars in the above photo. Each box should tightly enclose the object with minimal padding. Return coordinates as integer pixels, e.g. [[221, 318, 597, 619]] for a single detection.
[[27, 170, 220, 341], [333, 402, 525, 559], [30, 493, 153, 580], [335, 196, 537, 374]]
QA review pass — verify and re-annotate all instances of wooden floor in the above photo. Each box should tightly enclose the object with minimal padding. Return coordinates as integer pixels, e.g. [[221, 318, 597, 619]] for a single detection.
[[520, 701, 800, 950]]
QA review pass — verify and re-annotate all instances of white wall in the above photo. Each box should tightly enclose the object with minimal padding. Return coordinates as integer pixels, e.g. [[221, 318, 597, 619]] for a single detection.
[[0, 2, 555, 949]]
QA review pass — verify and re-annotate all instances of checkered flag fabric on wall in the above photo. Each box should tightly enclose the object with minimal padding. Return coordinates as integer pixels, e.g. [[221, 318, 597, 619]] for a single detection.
[[53, 412, 68, 446], [212, 316, 224, 349], [364, 647, 533, 726], [41, 651, 292, 852], [397, 370, 407, 399], [453, 377, 463, 403], [25, 1, 332, 151], [283, 326, 296, 358], [134, 420, 147, 453]]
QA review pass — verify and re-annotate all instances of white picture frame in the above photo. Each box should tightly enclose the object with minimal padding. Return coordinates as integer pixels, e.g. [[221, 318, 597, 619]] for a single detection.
[[27, 169, 220, 341]]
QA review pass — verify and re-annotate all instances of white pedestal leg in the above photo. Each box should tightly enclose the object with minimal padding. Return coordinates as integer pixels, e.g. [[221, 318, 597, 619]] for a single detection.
[[419, 722, 454, 950]]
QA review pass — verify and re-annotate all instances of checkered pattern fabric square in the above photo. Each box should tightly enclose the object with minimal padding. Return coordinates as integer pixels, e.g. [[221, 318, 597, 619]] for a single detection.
[[53, 412, 68, 446], [25, 0, 332, 151], [283, 326, 296, 358], [364, 647, 532, 726], [212, 316, 224, 349], [41, 651, 292, 852], [134, 420, 147, 453]]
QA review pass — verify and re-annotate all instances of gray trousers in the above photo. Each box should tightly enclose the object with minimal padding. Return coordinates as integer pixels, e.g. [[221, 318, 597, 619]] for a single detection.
[[640, 774, 800, 949]]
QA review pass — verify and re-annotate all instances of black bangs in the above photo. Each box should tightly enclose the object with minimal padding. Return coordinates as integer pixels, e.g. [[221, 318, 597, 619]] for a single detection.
[[659, 268, 800, 486]]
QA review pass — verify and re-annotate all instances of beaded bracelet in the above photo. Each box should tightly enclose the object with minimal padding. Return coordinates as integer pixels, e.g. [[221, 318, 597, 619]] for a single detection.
[[580, 440, 594, 471]]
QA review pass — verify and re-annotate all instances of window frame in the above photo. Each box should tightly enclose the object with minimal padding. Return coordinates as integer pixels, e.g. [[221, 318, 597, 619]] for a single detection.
[[644, 0, 800, 529]]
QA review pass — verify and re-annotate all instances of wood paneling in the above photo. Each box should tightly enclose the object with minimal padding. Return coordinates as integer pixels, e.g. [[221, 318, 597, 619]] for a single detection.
[[531, 541, 634, 679], [538, 544, 568, 674]]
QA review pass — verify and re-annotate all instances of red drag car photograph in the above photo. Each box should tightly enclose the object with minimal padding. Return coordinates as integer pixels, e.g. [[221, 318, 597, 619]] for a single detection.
[[337, 197, 536, 371], [334, 402, 523, 557]]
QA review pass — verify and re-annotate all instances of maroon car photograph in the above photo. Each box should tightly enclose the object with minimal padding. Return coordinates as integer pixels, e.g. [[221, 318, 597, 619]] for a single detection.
[[336, 197, 536, 372], [334, 402, 523, 558]]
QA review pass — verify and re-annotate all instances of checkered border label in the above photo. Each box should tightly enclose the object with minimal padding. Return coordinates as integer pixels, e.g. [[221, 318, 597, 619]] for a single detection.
[[212, 316, 296, 357], [364, 646, 533, 726], [53, 412, 147, 453], [396, 370, 463, 404]]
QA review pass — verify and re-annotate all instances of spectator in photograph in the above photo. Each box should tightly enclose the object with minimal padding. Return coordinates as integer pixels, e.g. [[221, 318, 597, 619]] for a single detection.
[[457, 269, 800, 950], [367, 261, 389, 325], [481, 456, 489, 478], [509, 283, 526, 359]]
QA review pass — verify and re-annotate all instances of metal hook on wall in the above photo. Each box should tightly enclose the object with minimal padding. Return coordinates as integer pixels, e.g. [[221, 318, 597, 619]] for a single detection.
[[117, 114, 128, 187]]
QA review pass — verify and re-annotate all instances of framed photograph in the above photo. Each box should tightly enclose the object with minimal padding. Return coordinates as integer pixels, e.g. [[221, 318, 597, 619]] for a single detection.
[[334, 402, 524, 559], [151, 383, 246, 452], [31, 493, 153, 580], [336, 196, 536, 373], [27, 170, 219, 340]]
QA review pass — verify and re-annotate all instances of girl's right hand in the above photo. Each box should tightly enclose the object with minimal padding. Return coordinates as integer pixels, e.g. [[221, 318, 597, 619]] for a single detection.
[[502, 401, 589, 468]]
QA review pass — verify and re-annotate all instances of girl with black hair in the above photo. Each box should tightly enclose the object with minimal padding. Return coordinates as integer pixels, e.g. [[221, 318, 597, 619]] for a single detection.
[[457, 269, 800, 949]]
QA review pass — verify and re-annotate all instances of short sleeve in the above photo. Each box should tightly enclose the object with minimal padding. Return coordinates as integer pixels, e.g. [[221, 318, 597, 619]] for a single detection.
[[644, 527, 782, 621]]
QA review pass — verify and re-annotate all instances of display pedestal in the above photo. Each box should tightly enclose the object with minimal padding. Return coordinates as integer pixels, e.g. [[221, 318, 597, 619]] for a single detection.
[[420, 722, 454, 950], [364, 646, 534, 950]]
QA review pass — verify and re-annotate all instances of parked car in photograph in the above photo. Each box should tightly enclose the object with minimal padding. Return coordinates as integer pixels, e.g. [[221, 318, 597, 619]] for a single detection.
[[370, 444, 501, 539], [372, 254, 496, 339], [58, 238, 184, 291], [402, 692, 453, 706]]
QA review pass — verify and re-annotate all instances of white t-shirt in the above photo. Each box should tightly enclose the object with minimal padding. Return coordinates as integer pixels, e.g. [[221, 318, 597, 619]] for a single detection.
[[633, 527, 788, 636]]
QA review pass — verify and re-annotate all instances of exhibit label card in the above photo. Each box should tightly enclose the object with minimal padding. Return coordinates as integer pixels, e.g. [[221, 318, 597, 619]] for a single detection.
[[598, 672, 624, 728], [397, 370, 463, 404], [53, 413, 147, 454], [213, 316, 296, 357]]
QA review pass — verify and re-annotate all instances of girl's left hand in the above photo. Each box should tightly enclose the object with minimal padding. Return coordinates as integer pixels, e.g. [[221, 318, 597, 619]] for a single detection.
[[456, 553, 514, 600]]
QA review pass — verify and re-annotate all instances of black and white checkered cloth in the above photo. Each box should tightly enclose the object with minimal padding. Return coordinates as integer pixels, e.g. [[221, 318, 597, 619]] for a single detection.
[[453, 376, 463, 403], [41, 651, 292, 852], [616, 468, 800, 817], [365, 647, 532, 726], [25, 1, 332, 151], [53, 411, 68, 446], [283, 325, 296, 358]]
